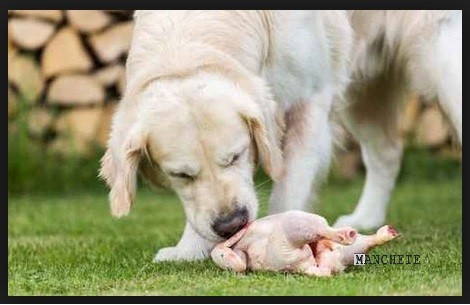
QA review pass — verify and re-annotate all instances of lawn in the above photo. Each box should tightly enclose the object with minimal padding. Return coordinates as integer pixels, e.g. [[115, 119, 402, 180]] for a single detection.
[[8, 151, 462, 296]]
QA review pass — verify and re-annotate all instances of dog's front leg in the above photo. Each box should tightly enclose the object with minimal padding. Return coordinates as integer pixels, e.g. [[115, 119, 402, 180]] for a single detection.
[[154, 222, 216, 262], [269, 89, 334, 214]]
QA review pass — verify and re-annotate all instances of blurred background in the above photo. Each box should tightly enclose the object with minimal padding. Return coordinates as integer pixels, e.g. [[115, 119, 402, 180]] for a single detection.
[[7, 10, 462, 196]]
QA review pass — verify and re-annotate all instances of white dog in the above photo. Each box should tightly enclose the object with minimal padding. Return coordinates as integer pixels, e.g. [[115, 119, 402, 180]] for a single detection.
[[100, 10, 461, 261]]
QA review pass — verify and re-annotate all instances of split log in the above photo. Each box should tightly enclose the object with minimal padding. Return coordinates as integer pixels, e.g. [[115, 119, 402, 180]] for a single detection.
[[93, 64, 124, 87], [415, 105, 449, 147], [41, 27, 93, 78], [9, 18, 56, 50], [10, 10, 63, 23], [47, 74, 105, 106], [51, 107, 103, 155], [28, 108, 54, 137], [88, 21, 133, 63], [66, 10, 112, 33], [48, 137, 79, 156], [8, 55, 44, 103]]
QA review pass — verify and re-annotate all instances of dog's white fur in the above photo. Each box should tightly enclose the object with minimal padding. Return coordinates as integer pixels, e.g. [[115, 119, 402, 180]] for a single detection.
[[334, 10, 462, 229], [100, 10, 461, 261]]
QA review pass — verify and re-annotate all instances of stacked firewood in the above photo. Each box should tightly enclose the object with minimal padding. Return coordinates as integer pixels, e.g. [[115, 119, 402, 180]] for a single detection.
[[8, 10, 133, 155], [7, 10, 460, 178]]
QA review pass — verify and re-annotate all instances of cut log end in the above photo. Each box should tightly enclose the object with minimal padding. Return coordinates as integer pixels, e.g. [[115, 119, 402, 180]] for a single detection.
[[28, 108, 54, 137], [66, 10, 113, 33], [9, 18, 56, 50], [89, 21, 134, 63], [51, 107, 104, 156], [10, 10, 63, 23], [8, 55, 44, 103], [41, 27, 93, 78], [94, 64, 125, 87], [47, 74, 105, 106]]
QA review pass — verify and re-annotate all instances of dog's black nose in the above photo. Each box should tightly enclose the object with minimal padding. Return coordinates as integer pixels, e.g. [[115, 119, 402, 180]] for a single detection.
[[212, 207, 249, 239]]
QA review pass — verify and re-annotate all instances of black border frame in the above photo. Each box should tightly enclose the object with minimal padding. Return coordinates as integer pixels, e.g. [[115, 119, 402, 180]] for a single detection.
[[5, 1, 466, 303]]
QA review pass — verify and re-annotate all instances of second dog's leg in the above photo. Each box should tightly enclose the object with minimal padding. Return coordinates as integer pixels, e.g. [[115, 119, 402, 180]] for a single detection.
[[434, 11, 462, 143], [269, 89, 334, 214], [334, 78, 405, 230], [334, 123, 403, 230]]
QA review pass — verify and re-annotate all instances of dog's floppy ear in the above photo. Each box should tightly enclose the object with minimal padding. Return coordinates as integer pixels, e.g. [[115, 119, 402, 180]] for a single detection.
[[99, 106, 146, 218], [138, 148, 169, 189], [239, 82, 285, 181]]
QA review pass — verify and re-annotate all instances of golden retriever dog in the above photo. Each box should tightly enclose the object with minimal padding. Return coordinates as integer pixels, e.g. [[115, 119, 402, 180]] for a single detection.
[[99, 10, 461, 261]]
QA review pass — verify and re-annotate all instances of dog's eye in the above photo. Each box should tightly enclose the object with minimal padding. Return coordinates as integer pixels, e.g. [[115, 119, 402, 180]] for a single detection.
[[169, 172, 195, 180], [226, 153, 240, 167]]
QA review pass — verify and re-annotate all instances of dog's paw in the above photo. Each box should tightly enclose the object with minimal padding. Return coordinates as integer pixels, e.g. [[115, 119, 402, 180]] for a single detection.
[[153, 246, 209, 262], [154, 247, 179, 262], [333, 213, 385, 231]]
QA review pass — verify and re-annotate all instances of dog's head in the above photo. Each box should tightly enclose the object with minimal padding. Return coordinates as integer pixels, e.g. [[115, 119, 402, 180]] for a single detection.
[[99, 71, 284, 241]]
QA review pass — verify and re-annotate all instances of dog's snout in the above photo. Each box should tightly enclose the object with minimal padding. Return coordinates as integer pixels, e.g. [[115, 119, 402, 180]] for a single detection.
[[212, 207, 249, 239]]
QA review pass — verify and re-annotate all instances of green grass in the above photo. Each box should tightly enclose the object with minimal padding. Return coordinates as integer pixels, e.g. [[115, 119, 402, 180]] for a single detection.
[[8, 155, 461, 296], [8, 98, 107, 195]]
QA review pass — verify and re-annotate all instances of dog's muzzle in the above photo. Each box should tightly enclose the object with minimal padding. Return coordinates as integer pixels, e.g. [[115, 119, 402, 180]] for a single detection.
[[212, 207, 249, 239]]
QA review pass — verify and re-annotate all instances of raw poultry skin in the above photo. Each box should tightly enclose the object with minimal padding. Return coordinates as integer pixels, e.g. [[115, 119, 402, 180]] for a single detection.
[[211, 211, 400, 276]]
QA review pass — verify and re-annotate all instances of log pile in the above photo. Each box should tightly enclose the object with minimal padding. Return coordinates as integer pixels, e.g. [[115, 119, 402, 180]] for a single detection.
[[8, 10, 133, 156], [8, 10, 461, 178]]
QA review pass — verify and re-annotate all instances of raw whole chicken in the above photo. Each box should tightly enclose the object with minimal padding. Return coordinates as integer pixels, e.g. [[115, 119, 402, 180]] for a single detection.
[[211, 210, 400, 276]]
